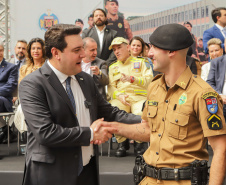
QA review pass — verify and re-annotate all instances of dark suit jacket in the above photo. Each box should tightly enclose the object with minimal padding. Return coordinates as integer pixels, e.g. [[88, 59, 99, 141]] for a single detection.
[[203, 25, 225, 54], [186, 56, 197, 75], [206, 55, 226, 94], [82, 27, 117, 66], [91, 57, 109, 100], [0, 58, 18, 112], [19, 62, 140, 185]]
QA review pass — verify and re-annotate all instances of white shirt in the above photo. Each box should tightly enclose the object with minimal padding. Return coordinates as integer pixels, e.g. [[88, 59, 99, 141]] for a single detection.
[[81, 60, 92, 76], [215, 24, 226, 38], [201, 62, 211, 81], [95, 25, 106, 52], [47, 60, 94, 166]]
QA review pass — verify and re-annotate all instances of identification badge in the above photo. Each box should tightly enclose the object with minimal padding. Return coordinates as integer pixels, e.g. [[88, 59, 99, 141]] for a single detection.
[[178, 93, 187, 105], [202, 92, 218, 114], [148, 100, 158, 106], [207, 114, 222, 130], [134, 62, 140, 69]]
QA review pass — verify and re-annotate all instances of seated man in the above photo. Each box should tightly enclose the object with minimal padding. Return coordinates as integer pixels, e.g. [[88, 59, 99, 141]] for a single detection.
[[0, 41, 18, 144], [82, 37, 109, 100], [108, 37, 153, 157]]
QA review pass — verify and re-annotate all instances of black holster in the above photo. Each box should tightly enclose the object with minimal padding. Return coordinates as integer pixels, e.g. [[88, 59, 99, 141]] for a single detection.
[[133, 155, 145, 185], [191, 160, 209, 185]]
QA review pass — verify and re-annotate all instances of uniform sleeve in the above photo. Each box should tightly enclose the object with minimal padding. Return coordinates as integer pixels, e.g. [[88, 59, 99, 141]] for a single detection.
[[107, 65, 124, 99], [133, 59, 153, 89], [194, 89, 226, 137]]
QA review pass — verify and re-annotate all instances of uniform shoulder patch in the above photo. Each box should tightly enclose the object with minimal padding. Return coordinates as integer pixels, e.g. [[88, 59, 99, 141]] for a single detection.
[[152, 74, 163, 82], [202, 92, 219, 114], [144, 60, 151, 69], [207, 114, 222, 130]]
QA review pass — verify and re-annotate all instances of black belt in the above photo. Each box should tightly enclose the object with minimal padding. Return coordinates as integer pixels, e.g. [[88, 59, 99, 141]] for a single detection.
[[144, 165, 191, 181]]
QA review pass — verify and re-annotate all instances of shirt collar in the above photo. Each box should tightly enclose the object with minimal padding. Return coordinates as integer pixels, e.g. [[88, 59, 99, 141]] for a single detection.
[[215, 24, 225, 31], [95, 25, 106, 33], [15, 58, 25, 64], [47, 60, 76, 84], [158, 66, 193, 90], [0, 59, 3, 65]]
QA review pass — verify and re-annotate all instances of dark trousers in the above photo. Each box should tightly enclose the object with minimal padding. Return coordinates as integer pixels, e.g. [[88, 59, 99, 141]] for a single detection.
[[76, 156, 98, 185]]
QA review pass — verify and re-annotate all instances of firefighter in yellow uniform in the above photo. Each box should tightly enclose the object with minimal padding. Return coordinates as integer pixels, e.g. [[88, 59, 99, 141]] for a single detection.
[[108, 37, 153, 157]]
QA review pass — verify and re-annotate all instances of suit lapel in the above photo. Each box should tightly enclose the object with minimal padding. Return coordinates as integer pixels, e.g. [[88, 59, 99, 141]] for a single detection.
[[0, 59, 6, 73], [214, 25, 225, 41], [101, 28, 109, 55], [41, 62, 76, 117], [75, 73, 91, 102]]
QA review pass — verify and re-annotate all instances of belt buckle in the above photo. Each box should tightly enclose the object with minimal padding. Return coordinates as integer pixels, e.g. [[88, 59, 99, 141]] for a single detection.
[[154, 168, 161, 180]]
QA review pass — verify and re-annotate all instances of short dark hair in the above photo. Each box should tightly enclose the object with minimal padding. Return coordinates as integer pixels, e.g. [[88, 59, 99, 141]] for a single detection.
[[212, 7, 226, 23], [44, 24, 81, 59], [88, 14, 93, 20], [17, 40, 27, 45], [183, 21, 192, 28], [93, 8, 107, 18]]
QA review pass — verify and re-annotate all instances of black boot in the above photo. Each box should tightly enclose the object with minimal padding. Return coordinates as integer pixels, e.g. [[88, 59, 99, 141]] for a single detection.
[[2, 127, 17, 144], [115, 139, 130, 157], [134, 141, 145, 156], [0, 126, 7, 144]]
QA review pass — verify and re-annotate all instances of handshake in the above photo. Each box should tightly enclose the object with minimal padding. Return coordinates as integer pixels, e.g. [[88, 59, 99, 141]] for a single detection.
[[90, 118, 118, 145]]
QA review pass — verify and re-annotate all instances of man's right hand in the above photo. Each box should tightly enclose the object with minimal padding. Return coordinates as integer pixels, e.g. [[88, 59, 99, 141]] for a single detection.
[[118, 94, 131, 106], [90, 118, 118, 145]]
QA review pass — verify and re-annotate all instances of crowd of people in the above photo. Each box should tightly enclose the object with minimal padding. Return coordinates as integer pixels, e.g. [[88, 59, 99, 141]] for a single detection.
[[0, 1, 226, 185]]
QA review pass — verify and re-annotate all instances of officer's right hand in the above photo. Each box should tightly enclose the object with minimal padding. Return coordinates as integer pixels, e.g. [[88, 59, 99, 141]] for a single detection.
[[118, 94, 131, 106], [220, 95, 226, 104]]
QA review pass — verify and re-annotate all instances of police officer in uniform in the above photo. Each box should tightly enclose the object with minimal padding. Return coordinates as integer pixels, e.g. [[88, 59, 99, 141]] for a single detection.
[[108, 37, 153, 157], [102, 24, 226, 184], [105, 0, 133, 40]]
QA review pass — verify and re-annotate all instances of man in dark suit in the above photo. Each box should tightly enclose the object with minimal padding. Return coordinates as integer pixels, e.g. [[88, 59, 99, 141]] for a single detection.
[[203, 7, 226, 54], [19, 24, 140, 185], [82, 37, 109, 100], [82, 8, 117, 66], [0, 41, 18, 144], [207, 54, 226, 120]]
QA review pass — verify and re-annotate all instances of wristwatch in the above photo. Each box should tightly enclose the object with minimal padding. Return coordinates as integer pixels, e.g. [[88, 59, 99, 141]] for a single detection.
[[130, 76, 135, 83]]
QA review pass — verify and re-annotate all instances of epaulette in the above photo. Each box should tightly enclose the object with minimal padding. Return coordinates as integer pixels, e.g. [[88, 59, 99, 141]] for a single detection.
[[192, 74, 211, 89], [109, 60, 118, 68], [152, 74, 163, 82]]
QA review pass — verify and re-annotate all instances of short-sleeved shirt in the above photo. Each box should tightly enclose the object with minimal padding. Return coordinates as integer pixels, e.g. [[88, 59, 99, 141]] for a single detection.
[[142, 67, 226, 169]]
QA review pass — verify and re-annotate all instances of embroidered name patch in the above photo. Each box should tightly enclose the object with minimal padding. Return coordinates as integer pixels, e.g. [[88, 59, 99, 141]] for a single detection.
[[148, 100, 158, 106]]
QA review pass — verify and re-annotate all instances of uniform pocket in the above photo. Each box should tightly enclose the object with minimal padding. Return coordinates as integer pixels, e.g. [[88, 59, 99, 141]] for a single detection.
[[147, 106, 158, 131], [31, 153, 55, 164], [168, 112, 189, 140]]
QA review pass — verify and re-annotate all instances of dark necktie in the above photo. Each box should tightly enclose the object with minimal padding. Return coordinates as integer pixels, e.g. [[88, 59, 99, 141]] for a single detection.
[[17, 60, 22, 70], [65, 77, 83, 175]]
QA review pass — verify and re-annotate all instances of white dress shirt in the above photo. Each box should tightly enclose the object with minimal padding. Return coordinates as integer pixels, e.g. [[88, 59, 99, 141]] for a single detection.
[[47, 60, 94, 166], [95, 25, 106, 52], [201, 62, 211, 81], [215, 24, 226, 38], [81, 60, 92, 76]]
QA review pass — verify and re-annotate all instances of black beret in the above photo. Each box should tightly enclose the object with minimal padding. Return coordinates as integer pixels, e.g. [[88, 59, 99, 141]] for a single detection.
[[149, 23, 194, 51], [75, 19, 83, 25]]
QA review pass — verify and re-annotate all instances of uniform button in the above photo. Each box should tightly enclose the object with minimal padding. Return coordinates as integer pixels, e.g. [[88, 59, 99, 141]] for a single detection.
[[158, 134, 161, 137], [175, 119, 178, 123], [156, 152, 159, 155], [149, 113, 150, 115], [162, 117, 164, 121], [165, 100, 168, 103]]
